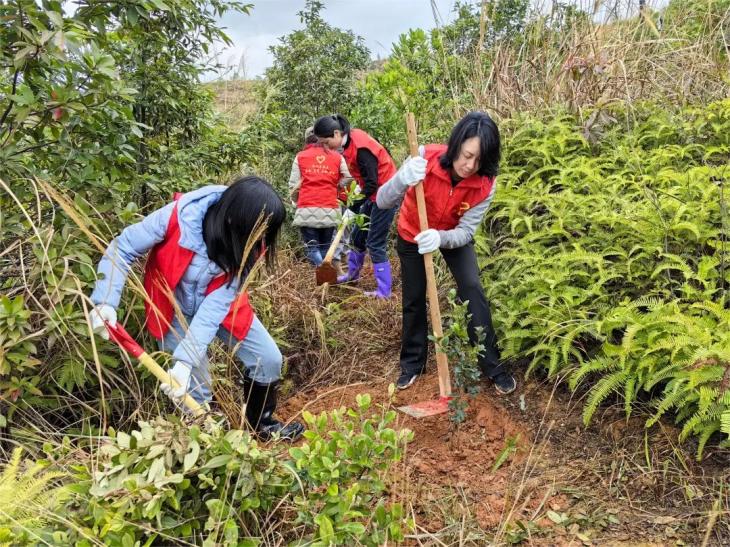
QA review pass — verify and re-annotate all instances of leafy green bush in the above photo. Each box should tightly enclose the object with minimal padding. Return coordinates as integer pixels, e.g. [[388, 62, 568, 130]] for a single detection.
[[65, 416, 289, 545], [0, 0, 253, 435], [243, 0, 371, 193], [479, 99, 730, 456], [569, 298, 730, 459], [58, 397, 412, 545], [432, 289, 485, 423], [0, 295, 39, 384], [289, 393, 414, 545]]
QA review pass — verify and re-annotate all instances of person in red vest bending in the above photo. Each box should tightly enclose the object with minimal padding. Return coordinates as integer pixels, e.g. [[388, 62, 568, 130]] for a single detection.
[[87, 177, 304, 441], [289, 126, 351, 268], [313, 114, 397, 298], [377, 112, 516, 395]]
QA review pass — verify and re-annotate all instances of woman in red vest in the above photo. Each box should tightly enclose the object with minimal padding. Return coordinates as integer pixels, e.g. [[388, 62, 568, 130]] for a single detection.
[[313, 114, 397, 298], [377, 112, 516, 394], [88, 177, 304, 440], [288, 127, 351, 267]]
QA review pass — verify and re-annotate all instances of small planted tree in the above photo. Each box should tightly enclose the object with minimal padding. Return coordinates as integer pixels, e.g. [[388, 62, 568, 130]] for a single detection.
[[432, 289, 486, 423]]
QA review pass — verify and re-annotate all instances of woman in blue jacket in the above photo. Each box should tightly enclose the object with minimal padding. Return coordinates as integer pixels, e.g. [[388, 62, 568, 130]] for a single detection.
[[88, 177, 304, 441]]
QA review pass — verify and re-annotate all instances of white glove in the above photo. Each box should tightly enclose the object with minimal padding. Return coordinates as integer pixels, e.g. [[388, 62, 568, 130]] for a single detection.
[[160, 361, 193, 401], [89, 304, 117, 340], [414, 229, 441, 254], [400, 156, 427, 187], [342, 209, 355, 224]]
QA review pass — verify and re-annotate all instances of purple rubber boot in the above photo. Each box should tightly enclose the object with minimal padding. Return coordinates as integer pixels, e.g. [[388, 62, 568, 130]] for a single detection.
[[337, 250, 366, 283], [365, 261, 392, 299]]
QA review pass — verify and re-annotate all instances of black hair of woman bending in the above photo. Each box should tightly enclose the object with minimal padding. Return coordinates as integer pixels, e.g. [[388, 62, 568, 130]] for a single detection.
[[204, 176, 286, 282]]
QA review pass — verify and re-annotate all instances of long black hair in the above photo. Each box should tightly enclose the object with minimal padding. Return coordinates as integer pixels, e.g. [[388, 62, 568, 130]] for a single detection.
[[313, 114, 350, 138], [203, 176, 286, 281], [440, 111, 500, 178]]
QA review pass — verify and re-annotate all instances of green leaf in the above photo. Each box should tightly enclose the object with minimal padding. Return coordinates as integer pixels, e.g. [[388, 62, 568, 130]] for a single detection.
[[46, 11, 64, 28], [183, 441, 200, 472], [149, 0, 171, 10], [314, 513, 335, 544], [492, 434, 520, 472], [547, 510, 564, 524], [14, 46, 37, 66], [339, 522, 366, 536], [147, 456, 166, 483], [201, 454, 232, 469]]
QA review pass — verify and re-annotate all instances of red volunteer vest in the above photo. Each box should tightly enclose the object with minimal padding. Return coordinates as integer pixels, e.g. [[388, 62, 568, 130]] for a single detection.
[[341, 128, 397, 202], [296, 144, 342, 209], [143, 195, 254, 340], [398, 144, 495, 243]]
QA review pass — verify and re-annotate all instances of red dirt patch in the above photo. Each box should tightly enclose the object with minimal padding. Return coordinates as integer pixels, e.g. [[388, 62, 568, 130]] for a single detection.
[[283, 371, 527, 479], [277, 363, 722, 543], [281, 370, 560, 532]]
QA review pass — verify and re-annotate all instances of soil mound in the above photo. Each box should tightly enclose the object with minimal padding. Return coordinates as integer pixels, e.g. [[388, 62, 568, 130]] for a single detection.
[[282, 371, 549, 530]]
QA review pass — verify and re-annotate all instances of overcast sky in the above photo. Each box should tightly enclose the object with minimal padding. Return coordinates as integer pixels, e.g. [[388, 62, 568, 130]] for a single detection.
[[210, 0, 471, 79], [208, 0, 668, 80]]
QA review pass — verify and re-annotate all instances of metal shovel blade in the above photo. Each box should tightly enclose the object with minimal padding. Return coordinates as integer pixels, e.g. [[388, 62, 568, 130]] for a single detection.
[[316, 261, 338, 286], [397, 396, 451, 418]]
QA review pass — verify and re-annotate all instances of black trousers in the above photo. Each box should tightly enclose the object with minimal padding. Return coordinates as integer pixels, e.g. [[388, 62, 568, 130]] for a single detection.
[[397, 235, 503, 379]]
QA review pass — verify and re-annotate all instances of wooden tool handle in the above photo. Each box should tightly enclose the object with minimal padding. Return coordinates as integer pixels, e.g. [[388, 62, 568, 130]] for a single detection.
[[323, 219, 348, 264], [138, 353, 206, 417], [106, 322, 206, 416], [405, 113, 452, 398]]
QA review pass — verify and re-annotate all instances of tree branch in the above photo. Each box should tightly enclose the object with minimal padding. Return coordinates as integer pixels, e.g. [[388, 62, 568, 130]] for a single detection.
[[0, 69, 21, 130]]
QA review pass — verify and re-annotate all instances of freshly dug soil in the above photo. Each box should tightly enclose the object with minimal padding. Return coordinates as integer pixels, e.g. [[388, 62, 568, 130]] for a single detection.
[[281, 370, 560, 531]]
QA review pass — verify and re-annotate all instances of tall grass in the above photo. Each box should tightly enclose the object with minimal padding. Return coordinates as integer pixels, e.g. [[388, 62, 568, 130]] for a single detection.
[[430, 0, 729, 118]]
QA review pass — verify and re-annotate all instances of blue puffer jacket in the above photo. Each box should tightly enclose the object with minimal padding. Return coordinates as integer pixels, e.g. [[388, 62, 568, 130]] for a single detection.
[[90, 186, 240, 369]]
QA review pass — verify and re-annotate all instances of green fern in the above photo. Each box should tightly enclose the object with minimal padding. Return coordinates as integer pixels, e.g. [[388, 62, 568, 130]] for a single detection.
[[583, 370, 629, 426], [57, 359, 87, 392], [570, 356, 619, 391], [649, 383, 690, 427], [483, 100, 730, 456], [0, 448, 67, 545], [696, 420, 721, 460], [624, 375, 637, 417], [643, 363, 685, 390]]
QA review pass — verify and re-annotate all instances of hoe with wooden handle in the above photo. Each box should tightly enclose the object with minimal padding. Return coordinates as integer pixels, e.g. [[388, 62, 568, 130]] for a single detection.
[[105, 321, 206, 417], [398, 113, 453, 418], [315, 219, 348, 285]]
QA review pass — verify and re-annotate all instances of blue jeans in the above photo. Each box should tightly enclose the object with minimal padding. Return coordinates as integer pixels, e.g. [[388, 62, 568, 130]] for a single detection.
[[300, 226, 335, 266], [351, 200, 396, 264], [158, 314, 282, 404]]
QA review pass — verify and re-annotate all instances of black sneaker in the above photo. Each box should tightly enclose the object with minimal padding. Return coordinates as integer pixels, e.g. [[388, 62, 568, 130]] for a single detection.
[[493, 372, 517, 395], [396, 372, 420, 390]]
